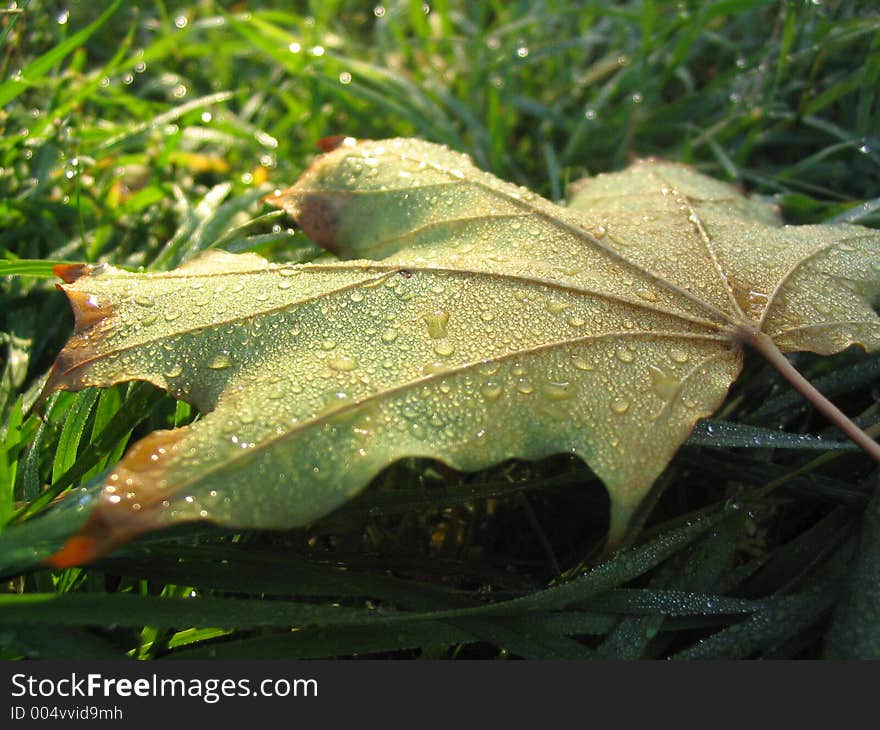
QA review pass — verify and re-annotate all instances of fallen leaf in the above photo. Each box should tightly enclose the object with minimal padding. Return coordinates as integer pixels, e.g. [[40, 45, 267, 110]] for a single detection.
[[43, 138, 880, 567]]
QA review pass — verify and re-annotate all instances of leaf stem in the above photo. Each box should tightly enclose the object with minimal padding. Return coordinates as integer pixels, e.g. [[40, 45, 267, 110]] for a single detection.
[[746, 329, 880, 463]]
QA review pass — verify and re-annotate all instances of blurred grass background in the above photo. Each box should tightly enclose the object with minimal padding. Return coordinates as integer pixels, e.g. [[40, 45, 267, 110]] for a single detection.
[[0, 0, 879, 659]]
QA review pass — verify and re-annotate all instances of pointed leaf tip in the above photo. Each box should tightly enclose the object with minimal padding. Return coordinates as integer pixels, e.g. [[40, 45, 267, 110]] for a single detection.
[[47, 535, 101, 569], [63, 288, 114, 333], [264, 191, 344, 253], [44, 429, 190, 566], [53, 263, 94, 283], [317, 134, 357, 152]]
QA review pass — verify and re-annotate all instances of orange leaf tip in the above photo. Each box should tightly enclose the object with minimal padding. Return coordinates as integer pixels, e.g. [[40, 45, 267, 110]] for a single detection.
[[46, 536, 100, 569]]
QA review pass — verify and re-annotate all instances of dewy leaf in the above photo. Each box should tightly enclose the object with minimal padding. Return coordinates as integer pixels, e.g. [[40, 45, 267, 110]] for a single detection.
[[42, 138, 880, 567]]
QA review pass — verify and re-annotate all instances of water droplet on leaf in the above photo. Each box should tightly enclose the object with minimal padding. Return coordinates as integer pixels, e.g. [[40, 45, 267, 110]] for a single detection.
[[207, 352, 232, 370], [424, 310, 450, 339], [328, 355, 358, 372]]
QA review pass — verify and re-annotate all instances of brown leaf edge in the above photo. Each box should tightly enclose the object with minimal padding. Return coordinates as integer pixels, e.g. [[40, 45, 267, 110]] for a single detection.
[[262, 135, 359, 253], [46, 429, 186, 568], [42, 264, 188, 567], [40, 264, 115, 399]]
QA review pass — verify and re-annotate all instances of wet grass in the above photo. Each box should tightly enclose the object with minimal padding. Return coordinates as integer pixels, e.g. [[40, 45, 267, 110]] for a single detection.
[[1, 0, 879, 659]]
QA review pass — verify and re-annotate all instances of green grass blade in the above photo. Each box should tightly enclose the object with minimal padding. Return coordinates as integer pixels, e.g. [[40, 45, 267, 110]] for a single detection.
[[750, 352, 880, 424], [588, 589, 761, 617], [594, 513, 745, 659], [50, 389, 99, 483], [687, 419, 858, 451], [96, 545, 475, 610], [168, 622, 476, 659], [0, 0, 121, 108], [0, 260, 81, 278], [0, 592, 372, 629], [825, 484, 880, 659], [3, 626, 127, 661], [671, 586, 839, 660]]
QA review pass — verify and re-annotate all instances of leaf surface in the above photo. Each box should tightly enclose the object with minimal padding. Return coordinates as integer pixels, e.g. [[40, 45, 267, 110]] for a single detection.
[[42, 138, 880, 566]]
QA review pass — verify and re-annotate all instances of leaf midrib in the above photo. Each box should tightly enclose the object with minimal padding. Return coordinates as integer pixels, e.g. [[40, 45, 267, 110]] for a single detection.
[[290, 147, 745, 327], [167, 328, 732, 497], [758, 231, 873, 331], [60, 261, 727, 384], [377, 145, 745, 327]]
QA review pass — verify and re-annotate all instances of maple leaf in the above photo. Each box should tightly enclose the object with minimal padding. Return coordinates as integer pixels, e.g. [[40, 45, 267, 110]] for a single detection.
[[43, 138, 880, 567]]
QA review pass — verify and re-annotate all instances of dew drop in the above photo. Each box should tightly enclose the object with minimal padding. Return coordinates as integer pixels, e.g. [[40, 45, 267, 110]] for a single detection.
[[542, 381, 575, 402], [546, 299, 569, 315], [328, 355, 358, 372], [480, 382, 503, 402], [424, 310, 450, 339], [611, 398, 630, 415], [571, 355, 593, 371], [381, 328, 399, 343], [207, 352, 232, 370], [409, 423, 426, 440], [434, 340, 455, 357], [321, 391, 351, 413], [516, 379, 534, 395], [649, 365, 680, 401], [350, 290, 365, 303], [164, 311, 181, 322], [164, 364, 183, 378], [670, 349, 689, 364], [133, 295, 155, 307], [615, 347, 635, 363], [635, 288, 658, 302]]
